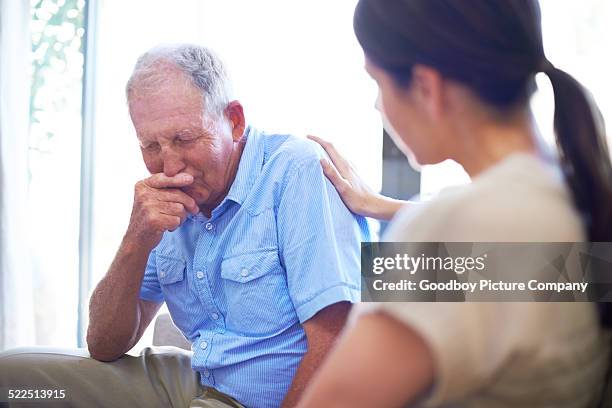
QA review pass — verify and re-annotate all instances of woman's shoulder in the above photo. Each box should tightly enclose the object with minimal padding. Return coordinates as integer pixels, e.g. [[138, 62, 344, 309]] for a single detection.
[[385, 154, 585, 242]]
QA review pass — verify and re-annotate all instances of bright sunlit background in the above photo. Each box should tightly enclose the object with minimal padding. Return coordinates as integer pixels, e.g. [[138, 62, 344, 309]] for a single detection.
[[17, 0, 612, 349]]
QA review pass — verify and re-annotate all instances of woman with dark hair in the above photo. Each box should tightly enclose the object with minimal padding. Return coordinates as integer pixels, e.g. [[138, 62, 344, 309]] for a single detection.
[[298, 0, 612, 407]]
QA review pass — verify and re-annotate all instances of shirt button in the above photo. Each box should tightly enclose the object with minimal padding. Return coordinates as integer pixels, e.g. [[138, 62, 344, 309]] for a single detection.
[[203, 370, 210, 378], [160, 271, 166, 278], [211, 313, 219, 320], [205, 222, 213, 231], [240, 268, 249, 277], [196, 271, 204, 279], [200, 341, 208, 350]]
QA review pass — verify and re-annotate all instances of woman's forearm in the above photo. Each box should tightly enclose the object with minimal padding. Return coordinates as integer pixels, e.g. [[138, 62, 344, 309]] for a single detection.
[[361, 194, 410, 221]]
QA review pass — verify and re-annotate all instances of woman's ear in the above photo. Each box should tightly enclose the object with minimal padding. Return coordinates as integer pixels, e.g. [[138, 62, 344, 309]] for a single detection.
[[225, 100, 246, 141], [411, 64, 444, 121]]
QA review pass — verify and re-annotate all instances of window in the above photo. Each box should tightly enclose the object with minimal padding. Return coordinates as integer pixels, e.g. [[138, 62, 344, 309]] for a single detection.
[[28, 0, 85, 346]]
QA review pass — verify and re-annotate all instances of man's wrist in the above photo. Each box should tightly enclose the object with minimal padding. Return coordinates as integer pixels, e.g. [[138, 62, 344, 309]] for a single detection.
[[123, 225, 159, 251], [119, 232, 155, 261]]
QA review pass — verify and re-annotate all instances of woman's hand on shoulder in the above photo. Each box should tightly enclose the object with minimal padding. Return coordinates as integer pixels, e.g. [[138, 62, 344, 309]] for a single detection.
[[308, 135, 406, 221]]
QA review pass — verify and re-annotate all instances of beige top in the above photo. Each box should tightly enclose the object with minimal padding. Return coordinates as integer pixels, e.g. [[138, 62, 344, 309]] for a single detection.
[[355, 154, 608, 407]]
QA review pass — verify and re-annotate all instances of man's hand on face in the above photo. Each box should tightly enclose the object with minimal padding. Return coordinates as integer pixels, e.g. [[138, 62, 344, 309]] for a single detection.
[[125, 172, 200, 250]]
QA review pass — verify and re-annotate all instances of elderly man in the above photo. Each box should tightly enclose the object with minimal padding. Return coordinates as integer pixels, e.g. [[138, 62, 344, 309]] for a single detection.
[[0, 45, 368, 407]]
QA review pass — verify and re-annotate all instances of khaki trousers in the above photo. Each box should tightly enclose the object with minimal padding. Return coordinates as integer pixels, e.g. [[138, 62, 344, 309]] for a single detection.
[[0, 346, 245, 408]]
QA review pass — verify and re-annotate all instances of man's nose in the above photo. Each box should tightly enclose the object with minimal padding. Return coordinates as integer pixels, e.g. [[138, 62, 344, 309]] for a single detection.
[[161, 147, 186, 178]]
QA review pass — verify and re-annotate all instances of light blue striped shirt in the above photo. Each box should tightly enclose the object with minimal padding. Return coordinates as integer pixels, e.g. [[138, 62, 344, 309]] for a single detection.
[[139, 126, 369, 408]]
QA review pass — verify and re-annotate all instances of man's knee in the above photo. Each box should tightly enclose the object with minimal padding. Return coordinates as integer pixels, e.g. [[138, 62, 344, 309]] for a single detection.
[[0, 346, 199, 407]]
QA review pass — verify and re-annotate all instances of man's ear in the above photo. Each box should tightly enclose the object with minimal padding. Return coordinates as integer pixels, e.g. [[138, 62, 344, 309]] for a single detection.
[[225, 100, 246, 142], [411, 65, 444, 121]]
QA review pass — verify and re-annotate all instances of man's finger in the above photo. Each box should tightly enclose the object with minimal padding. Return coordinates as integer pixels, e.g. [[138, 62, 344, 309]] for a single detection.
[[159, 214, 183, 232], [157, 190, 199, 215], [158, 201, 189, 219], [145, 172, 194, 189]]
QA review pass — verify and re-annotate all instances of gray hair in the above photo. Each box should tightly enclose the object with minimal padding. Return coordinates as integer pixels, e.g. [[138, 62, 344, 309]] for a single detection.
[[126, 44, 233, 118]]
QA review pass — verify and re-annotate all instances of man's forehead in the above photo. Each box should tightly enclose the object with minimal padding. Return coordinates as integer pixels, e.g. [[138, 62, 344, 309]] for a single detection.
[[129, 83, 203, 113], [129, 92, 206, 138], [130, 95, 203, 120]]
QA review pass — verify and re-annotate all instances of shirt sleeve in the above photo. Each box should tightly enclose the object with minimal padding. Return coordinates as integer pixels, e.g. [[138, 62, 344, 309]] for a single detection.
[[277, 146, 369, 323], [139, 248, 164, 303]]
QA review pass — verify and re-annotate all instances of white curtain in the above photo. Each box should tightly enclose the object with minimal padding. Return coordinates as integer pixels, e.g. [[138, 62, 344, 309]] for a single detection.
[[0, 0, 35, 351]]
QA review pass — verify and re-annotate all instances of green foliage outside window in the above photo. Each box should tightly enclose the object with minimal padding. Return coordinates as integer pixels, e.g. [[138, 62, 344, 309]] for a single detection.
[[29, 0, 85, 158]]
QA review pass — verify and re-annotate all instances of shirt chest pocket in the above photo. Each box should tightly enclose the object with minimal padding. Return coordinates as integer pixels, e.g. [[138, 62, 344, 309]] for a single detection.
[[220, 250, 277, 283], [220, 250, 296, 335], [157, 255, 186, 285]]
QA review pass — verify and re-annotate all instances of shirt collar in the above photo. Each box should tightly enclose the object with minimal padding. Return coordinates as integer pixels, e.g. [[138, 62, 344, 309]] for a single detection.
[[224, 125, 264, 205]]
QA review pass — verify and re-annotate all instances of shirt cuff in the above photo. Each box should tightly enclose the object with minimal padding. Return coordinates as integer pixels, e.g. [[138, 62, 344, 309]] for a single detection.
[[295, 284, 359, 323]]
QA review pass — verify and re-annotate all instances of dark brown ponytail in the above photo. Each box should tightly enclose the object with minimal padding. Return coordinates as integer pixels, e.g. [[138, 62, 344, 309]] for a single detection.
[[542, 64, 612, 241], [543, 64, 612, 328]]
